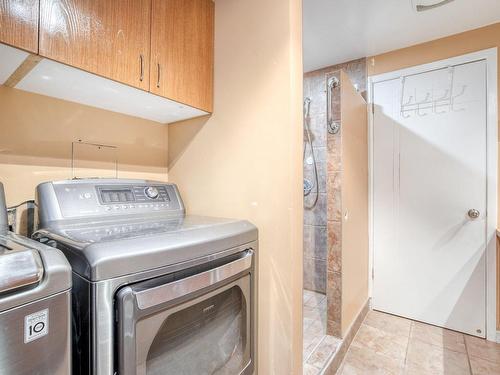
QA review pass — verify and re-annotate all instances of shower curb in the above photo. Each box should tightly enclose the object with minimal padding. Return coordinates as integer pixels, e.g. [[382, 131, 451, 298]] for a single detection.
[[320, 298, 370, 375]]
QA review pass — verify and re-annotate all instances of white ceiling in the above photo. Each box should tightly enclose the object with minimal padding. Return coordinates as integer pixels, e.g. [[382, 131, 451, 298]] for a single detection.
[[303, 0, 500, 72]]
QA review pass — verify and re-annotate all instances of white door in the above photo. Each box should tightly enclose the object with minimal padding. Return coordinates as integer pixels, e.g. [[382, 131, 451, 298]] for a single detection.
[[372, 60, 487, 337]]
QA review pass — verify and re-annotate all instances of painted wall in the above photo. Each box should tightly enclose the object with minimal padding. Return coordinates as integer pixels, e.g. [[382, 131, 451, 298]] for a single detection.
[[368, 22, 500, 330], [0, 86, 168, 232], [339, 70, 369, 337], [167, 0, 303, 373]]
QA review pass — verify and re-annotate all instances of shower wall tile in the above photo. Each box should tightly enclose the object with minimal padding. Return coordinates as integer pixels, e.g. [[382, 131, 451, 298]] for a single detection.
[[312, 146, 327, 163], [308, 113, 327, 147], [304, 192, 327, 226], [304, 224, 327, 261], [327, 172, 342, 222], [327, 221, 342, 273], [327, 132, 342, 174], [327, 270, 342, 337], [304, 257, 327, 292], [304, 162, 327, 194]]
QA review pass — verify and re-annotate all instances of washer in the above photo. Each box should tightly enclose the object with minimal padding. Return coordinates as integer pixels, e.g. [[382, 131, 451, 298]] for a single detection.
[[33, 179, 257, 375], [0, 182, 72, 375]]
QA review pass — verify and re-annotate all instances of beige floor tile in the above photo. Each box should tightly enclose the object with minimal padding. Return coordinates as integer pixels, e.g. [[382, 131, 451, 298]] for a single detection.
[[469, 356, 500, 375], [364, 310, 412, 338], [410, 321, 466, 354], [351, 324, 409, 361], [304, 323, 323, 342], [465, 335, 500, 365], [304, 305, 326, 321], [303, 332, 325, 361], [317, 296, 328, 312], [307, 317, 327, 336], [304, 363, 321, 375], [340, 345, 403, 375], [304, 317, 315, 331], [307, 335, 341, 369], [405, 337, 470, 375]]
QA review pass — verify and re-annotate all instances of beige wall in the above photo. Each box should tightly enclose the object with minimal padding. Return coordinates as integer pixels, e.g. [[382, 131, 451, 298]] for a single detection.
[[340, 71, 369, 336], [168, 0, 303, 373], [369, 22, 500, 330], [0, 86, 168, 211]]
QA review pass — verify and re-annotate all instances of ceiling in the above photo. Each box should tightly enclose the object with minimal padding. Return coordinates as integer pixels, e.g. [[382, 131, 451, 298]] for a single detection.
[[303, 0, 500, 72]]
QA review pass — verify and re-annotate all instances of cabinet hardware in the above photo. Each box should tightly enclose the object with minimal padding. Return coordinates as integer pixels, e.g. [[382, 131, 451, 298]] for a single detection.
[[156, 63, 161, 88], [139, 55, 144, 82]]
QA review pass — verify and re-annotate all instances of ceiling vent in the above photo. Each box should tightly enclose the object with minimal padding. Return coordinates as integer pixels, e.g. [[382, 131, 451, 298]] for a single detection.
[[411, 0, 456, 12]]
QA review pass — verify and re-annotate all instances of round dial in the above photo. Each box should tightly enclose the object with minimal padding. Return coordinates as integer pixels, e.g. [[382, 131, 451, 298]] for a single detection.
[[144, 186, 159, 199]]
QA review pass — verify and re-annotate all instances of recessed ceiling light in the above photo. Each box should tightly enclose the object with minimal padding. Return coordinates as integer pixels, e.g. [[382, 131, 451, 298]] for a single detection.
[[411, 0, 456, 12]]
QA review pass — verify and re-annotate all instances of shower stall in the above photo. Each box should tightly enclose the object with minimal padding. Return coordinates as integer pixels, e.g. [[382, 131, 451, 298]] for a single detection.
[[302, 59, 370, 372]]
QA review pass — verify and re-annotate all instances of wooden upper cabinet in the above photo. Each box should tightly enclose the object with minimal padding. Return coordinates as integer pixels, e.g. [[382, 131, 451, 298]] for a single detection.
[[39, 0, 151, 90], [151, 0, 214, 113], [0, 0, 39, 53]]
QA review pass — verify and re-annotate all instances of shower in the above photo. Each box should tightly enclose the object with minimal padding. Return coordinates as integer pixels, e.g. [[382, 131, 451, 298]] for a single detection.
[[303, 97, 319, 208]]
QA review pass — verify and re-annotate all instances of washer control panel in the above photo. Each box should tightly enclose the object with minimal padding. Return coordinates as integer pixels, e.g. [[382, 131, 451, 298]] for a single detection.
[[37, 180, 185, 223]]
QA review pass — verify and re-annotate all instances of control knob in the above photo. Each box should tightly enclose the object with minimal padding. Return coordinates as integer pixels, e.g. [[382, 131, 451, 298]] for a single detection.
[[144, 186, 159, 199]]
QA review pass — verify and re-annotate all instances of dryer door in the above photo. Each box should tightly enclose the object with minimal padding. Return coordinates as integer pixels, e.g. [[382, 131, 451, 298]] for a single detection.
[[116, 250, 254, 375]]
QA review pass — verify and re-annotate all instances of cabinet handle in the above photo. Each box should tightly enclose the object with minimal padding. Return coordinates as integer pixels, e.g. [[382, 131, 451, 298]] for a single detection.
[[156, 63, 161, 88], [139, 55, 144, 82]]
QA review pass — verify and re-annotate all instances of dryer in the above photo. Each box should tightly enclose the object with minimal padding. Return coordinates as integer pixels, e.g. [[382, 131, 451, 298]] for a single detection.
[[33, 179, 257, 375]]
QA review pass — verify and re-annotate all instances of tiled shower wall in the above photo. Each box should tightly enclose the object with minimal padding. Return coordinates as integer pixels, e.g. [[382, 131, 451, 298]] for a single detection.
[[303, 58, 367, 296]]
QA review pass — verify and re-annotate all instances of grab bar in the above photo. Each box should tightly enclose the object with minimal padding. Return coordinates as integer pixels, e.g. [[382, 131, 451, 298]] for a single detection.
[[135, 250, 253, 310], [327, 76, 340, 134]]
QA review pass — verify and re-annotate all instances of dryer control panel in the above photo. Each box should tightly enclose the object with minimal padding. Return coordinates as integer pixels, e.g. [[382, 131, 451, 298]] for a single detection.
[[36, 179, 185, 225]]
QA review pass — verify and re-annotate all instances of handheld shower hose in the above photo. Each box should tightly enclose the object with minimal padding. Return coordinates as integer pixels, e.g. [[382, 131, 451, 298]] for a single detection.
[[303, 97, 319, 208]]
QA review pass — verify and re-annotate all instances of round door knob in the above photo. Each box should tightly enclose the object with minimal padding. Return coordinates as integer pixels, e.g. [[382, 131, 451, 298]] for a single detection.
[[468, 209, 480, 219]]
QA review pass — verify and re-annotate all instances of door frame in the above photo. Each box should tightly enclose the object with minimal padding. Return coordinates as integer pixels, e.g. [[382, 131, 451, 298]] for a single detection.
[[367, 48, 498, 341]]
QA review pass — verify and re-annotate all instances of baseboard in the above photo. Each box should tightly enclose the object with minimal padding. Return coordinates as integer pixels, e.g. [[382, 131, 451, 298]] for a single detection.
[[496, 330, 500, 343]]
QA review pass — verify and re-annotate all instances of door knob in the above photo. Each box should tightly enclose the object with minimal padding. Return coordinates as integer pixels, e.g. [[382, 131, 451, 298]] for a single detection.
[[468, 209, 480, 219]]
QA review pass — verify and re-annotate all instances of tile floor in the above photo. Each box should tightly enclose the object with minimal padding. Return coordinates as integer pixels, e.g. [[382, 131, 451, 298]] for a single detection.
[[303, 289, 342, 374], [336, 310, 500, 375]]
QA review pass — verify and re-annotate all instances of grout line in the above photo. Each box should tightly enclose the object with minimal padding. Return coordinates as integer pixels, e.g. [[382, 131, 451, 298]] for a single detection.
[[463, 335, 474, 375], [402, 320, 413, 370]]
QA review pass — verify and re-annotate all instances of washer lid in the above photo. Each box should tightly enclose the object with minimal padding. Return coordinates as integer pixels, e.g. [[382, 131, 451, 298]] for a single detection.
[[0, 241, 43, 296], [0, 232, 72, 313]]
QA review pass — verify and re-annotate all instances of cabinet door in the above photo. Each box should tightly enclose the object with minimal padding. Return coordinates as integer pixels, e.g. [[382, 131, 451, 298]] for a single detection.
[[151, 0, 214, 112], [0, 0, 39, 53], [39, 0, 151, 90]]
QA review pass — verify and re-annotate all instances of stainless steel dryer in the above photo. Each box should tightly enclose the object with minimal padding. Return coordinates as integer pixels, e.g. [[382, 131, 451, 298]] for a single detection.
[[33, 179, 257, 375]]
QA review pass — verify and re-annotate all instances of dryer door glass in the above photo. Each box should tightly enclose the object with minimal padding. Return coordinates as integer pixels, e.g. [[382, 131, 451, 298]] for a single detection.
[[145, 284, 248, 375]]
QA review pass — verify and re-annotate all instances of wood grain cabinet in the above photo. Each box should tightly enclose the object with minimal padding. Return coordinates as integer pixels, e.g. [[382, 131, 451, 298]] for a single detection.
[[150, 0, 214, 113], [0, 0, 39, 53], [39, 0, 152, 90]]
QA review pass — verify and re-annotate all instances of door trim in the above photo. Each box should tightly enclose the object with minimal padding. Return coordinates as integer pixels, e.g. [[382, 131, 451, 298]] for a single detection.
[[367, 48, 498, 341]]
